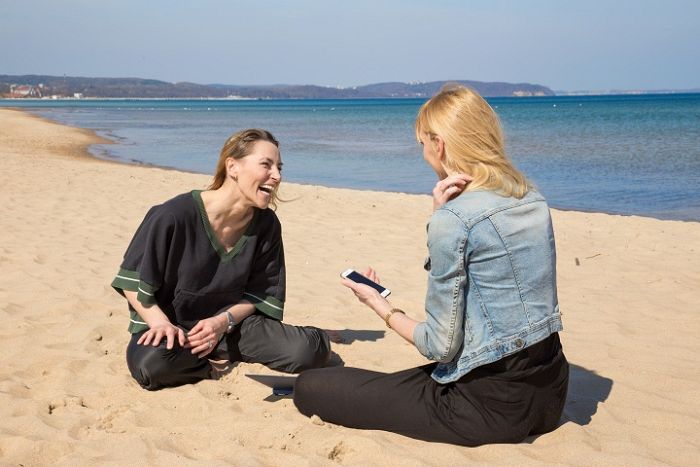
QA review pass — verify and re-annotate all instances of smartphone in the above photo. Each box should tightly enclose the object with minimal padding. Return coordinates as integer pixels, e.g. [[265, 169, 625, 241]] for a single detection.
[[246, 373, 297, 396], [340, 269, 391, 297]]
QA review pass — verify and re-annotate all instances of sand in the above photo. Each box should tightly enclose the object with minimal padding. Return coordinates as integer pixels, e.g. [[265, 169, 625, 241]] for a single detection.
[[0, 107, 698, 466]]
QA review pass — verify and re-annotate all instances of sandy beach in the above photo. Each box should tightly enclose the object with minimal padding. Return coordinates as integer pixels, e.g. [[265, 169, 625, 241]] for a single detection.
[[0, 107, 698, 466]]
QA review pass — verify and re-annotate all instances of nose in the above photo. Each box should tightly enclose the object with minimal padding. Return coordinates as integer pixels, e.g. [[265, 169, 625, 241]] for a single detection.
[[270, 166, 282, 182]]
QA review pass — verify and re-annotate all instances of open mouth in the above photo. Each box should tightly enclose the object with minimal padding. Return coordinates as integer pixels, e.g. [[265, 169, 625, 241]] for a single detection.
[[259, 184, 274, 195]]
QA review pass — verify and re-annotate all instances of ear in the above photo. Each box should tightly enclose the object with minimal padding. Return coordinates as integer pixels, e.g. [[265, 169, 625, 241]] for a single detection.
[[225, 157, 238, 180], [432, 135, 446, 162]]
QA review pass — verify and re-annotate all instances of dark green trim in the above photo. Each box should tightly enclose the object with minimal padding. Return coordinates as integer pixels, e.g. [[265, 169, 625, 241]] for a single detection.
[[244, 292, 284, 320], [136, 281, 158, 306], [128, 311, 149, 333], [111, 268, 158, 306], [192, 190, 258, 262], [111, 268, 140, 292]]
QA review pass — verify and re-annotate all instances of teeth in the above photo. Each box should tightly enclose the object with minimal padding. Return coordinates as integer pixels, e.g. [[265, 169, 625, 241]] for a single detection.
[[260, 185, 273, 193]]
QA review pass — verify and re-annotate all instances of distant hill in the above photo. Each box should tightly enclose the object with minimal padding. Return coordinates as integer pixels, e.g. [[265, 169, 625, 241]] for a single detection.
[[0, 74, 554, 98], [356, 80, 553, 97]]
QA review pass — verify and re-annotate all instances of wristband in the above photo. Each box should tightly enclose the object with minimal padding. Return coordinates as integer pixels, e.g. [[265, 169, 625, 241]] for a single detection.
[[384, 308, 405, 329], [224, 311, 236, 334]]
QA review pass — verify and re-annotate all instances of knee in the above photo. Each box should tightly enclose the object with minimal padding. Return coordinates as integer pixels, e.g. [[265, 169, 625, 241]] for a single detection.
[[293, 370, 323, 416], [127, 347, 176, 391], [287, 328, 331, 372]]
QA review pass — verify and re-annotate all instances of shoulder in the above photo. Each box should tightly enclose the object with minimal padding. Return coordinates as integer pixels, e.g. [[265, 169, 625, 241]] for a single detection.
[[427, 208, 468, 248], [254, 208, 282, 233], [158, 191, 198, 214], [140, 192, 197, 229], [441, 189, 547, 227], [154, 191, 199, 220]]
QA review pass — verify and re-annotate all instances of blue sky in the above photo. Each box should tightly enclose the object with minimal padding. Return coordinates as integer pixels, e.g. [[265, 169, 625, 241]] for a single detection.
[[1, 0, 698, 91]]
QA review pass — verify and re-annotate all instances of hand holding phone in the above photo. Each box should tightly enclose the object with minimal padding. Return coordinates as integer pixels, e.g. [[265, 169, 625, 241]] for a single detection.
[[340, 268, 391, 298]]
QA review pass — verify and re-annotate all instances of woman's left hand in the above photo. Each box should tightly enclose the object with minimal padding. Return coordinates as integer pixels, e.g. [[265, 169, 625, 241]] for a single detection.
[[432, 173, 472, 209], [185, 315, 226, 358], [341, 267, 391, 313]]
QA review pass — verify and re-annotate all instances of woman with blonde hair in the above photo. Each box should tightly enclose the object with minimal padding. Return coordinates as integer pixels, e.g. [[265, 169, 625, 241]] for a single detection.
[[294, 86, 569, 446], [112, 128, 330, 390]]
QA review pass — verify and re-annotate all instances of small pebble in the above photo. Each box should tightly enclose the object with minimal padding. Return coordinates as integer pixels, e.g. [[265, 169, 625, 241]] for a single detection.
[[310, 414, 325, 426]]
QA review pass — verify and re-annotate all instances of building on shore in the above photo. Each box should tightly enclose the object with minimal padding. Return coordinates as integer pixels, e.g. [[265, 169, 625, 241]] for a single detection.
[[9, 84, 43, 98]]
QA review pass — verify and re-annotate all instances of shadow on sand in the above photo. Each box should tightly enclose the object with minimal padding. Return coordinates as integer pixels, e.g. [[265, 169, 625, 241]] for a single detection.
[[524, 362, 613, 442], [562, 363, 614, 426], [326, 329, 385, 345]]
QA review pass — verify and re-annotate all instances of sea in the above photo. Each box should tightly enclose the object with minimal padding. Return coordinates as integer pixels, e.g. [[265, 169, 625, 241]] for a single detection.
[[3, 93, 699, 221]]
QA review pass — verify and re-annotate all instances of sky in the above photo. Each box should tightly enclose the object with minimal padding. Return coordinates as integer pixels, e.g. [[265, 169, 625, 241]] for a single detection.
[[1, 0, 699, 91]]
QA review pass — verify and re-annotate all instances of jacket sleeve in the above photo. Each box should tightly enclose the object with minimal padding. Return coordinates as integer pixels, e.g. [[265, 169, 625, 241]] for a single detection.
[[413, 208, 468, 363]]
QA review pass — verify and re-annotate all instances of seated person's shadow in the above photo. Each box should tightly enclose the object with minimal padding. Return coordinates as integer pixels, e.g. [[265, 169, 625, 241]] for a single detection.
[[326, 328, 385, 345], [525, 363, 613, 443], [562, 363, 613, 426], [323, 329, 386, 368]]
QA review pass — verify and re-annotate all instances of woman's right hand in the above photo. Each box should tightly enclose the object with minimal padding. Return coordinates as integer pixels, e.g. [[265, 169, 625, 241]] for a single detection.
[[137, 321, 186, 350], [432, 174, 472, 209]]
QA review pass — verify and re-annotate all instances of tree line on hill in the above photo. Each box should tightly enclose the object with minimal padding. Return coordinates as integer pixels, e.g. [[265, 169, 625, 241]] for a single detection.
[[0, 74, 554, 99]]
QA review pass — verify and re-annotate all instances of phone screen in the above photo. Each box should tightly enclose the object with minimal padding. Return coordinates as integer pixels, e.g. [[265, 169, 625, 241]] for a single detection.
[[342, 270, 390, 297]]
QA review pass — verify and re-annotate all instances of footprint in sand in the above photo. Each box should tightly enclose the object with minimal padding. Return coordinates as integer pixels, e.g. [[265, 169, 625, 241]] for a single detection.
[[328, 440, 348, 461], [1, 303, 24, 316]]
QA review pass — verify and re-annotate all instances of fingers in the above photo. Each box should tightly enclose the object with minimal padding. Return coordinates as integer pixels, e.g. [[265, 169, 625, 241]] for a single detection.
[[188, 322, 203, 337], [192, 338, 216, 358], [137, 331, 148, 346], [434, 174, 470, 193], [366, 268, 380, 283], [165, 330, 175, 350], [138, 329, 161, 347], [433, 173, 471, 208], [185, 321, 219, 357], [137, 322, 213, 355], [342, 279, 380, 301], [359, 267, 380, 284], [444, 173, 472, 185]]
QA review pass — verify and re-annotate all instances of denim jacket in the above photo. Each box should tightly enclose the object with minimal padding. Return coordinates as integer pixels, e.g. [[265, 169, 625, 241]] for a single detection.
[[413, 189, 563, 384]]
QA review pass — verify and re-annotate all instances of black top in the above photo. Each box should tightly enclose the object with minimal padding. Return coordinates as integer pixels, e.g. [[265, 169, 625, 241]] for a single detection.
[[112, 190, 285, 333]]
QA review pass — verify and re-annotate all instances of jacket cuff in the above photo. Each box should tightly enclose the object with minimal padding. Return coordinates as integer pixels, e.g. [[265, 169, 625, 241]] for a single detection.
[[413, 322, 433, 360]]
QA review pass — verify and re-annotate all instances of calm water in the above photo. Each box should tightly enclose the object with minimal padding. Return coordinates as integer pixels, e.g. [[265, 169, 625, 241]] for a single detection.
[[3, 94, 700, 221]]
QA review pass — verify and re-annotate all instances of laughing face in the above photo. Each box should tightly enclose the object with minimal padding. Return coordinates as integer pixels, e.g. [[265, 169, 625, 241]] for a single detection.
[[227, 140, 282, 209]]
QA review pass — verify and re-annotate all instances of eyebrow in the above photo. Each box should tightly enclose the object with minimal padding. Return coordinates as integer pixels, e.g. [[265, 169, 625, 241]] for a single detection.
[[262, 157, 283, 167]]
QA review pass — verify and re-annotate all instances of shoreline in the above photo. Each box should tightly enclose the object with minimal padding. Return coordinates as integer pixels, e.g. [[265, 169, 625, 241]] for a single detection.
[[3, 90, 700, 102], [13, 106, 699, 224], [1, 107, 699, 465], [8, 104, 700, 222]]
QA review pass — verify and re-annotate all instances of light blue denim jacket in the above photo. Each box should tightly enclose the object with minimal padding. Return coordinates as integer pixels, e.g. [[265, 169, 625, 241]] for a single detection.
[[413, 189, 563, 384]]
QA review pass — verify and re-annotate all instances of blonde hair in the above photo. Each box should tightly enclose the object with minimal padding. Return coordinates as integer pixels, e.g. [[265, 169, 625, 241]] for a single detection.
[[209, 128, 281, 209], [415, 85, 530, 198]]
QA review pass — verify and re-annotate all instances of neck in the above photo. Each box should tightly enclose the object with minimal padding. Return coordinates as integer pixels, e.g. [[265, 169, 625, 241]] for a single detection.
[[203, 184, 253, 225]]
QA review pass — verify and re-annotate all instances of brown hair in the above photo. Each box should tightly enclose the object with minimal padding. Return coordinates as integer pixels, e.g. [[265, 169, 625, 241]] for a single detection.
[[415, 85, 530, 198], [209, 128, 281, 207]]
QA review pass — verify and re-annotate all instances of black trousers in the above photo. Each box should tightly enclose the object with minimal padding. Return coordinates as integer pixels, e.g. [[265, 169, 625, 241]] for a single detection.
[[294, 333, 568, 446], [126, 314, 331, 390]]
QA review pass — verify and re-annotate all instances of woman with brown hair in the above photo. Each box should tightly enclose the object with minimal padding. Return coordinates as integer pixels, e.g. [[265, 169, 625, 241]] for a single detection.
[[112, 128, 330, 390], [294, 86, 569, 446]]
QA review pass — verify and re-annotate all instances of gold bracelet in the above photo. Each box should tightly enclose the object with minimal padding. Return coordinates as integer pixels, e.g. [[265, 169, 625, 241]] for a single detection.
[[384, 308, 405, 329]]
